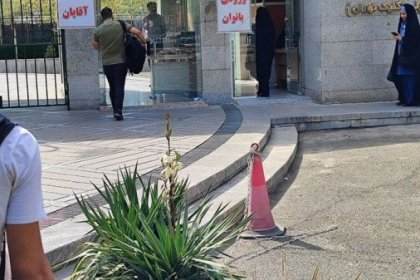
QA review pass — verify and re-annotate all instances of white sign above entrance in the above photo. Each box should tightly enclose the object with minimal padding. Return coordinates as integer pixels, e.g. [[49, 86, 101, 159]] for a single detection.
[[217, 0, 251, 32], [57, 0, 96, 29]]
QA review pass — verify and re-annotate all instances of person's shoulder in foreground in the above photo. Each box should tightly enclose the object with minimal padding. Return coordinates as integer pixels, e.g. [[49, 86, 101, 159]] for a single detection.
[[0, 121, 54, 280]]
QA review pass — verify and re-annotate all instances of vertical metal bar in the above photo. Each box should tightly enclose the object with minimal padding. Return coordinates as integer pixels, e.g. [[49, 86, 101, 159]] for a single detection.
[[0, 1, 2, 108], [60, 29, 70, 110], [9, 0, 22, 107], [48, 0, 59, 104], [0, 1, 8, 107], [4, 0, 12, 107], [43, 49, 49, 105], [32, 0, 40, 106], [28, 0, 39, 106], [19, 0, 30, 106], [39, 0, 49, 106]]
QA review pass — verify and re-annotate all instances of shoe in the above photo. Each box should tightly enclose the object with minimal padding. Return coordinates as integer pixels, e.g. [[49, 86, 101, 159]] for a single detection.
[[114, 113, 124, 121], [149, 94, 157, 100], [396, 101, 405, 106]]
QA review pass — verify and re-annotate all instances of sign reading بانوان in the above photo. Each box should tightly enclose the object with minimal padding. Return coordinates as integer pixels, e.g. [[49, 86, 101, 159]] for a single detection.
[[57, 0, 96, 29], [217, 0, 251, 32], [346, 1, 420, 16]]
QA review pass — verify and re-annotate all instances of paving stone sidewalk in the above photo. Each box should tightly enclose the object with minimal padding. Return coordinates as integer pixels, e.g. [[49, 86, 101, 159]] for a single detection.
[[2, 104, 225, 216]]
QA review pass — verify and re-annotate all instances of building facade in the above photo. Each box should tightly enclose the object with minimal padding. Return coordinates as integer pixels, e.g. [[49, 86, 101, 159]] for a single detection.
[[197, 0, 411, 104], [147, 0, 411, 105], [65, 0, 416, 109]]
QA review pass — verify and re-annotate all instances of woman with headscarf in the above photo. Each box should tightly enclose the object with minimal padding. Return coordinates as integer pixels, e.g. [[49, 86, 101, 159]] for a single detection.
[[389, 3, 420, 106], [255, 7, 275, 97]]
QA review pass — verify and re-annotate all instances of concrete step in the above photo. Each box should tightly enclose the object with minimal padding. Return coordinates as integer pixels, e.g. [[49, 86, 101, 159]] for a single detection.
[[270, 101, 420, 131], [48, 100, 420, 278], [196, 126, 298, 225], [48, 101, 420, 270], [43, 106, 273, 266], [178, 107, 271, 203], [50, 124, 298, 276], [51, 125, 298, 278]]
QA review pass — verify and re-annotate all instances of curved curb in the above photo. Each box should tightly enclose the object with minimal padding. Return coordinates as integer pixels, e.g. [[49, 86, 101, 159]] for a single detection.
[[44, 105, 274, 266]]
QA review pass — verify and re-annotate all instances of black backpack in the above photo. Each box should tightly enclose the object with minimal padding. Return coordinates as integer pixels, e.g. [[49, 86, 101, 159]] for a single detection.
[[0, 114, 16, 280], [118, 20, 146, 75]]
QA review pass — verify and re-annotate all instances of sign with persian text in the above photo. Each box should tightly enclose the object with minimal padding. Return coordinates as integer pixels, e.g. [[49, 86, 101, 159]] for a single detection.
[[217, 0, 251, 32], [57, 0, 96, 29], [346, 1, 420, 16]]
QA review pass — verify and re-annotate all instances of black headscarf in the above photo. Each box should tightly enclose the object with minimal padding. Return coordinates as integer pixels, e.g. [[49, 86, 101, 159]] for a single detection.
[[391, 3, 420, 71], [398, 4, 420, 52]]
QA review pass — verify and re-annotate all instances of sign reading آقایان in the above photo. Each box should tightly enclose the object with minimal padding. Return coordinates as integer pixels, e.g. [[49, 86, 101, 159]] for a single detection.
[[57, 0, 96, 29], [346, 1, 420, 17]]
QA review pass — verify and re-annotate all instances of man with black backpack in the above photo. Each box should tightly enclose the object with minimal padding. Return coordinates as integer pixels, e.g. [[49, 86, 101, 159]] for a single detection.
[[0, 114, 54, 279], [92, 7, 147, 121]]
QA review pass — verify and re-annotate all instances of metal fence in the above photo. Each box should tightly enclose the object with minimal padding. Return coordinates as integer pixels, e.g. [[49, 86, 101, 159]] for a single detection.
[[0, 0, 68, 108]]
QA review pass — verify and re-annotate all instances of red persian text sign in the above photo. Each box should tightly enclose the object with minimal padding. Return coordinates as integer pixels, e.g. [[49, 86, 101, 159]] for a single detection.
[[57, 0, 95, 29], [217, 0, 251, 32]]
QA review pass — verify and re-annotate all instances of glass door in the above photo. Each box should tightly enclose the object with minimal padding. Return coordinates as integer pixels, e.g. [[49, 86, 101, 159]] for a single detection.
[[232, 30, 257, 98], [149, 0, 202, 102], [233, 1, 293, 98]]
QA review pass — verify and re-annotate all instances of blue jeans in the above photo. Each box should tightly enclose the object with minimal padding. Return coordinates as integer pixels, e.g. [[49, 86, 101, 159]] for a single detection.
[[103, 63, 127, 114]]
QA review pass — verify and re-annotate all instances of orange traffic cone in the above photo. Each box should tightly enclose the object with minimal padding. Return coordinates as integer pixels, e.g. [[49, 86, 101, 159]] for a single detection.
[[241, 143, 286, 238]]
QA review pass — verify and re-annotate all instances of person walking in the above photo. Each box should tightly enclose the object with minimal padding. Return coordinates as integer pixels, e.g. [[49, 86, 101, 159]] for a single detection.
[[389, 3, 420, 106], [255, 7, 275, 97], [0, 114, 54, 280], [92, 7, 146, 120]]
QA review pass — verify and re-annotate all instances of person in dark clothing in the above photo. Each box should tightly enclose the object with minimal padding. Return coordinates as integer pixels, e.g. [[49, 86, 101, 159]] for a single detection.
[[92, 7, 146, 120], [143, 2, 166, 50], [255, 7, 275, 97], [275, 28, 286, 49], [389, 3, 420, 106]]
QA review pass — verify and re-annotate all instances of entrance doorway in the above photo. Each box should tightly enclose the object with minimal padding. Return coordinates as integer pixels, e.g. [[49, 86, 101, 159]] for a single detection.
[[232, 0, 301, 98], [99, 0, 202, 107]]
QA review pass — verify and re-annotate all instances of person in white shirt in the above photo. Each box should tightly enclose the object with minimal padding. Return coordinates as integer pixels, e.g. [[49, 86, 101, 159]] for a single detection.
[[0, 115, 54, 279]]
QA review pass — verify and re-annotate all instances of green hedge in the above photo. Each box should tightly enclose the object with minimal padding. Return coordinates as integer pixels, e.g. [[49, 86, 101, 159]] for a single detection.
[[0, 44, 58, 60]]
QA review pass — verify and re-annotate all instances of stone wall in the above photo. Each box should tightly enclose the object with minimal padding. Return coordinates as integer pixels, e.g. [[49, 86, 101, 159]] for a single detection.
[[64, 29, 100, 110], [199, 0, 232, 103], [303, 0, 398, 104], [302, 0, 322, 103]]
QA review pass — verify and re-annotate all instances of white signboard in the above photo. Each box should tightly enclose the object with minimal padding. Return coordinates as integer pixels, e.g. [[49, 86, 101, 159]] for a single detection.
[[57, 0, 96, 29], [217, 0, 251, 33]]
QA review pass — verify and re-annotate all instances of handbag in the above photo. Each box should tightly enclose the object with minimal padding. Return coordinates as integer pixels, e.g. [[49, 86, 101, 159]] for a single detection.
[[386, 69, 394, 82]]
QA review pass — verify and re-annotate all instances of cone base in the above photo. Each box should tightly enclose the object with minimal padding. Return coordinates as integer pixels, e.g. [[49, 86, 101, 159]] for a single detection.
[[240, 225, 286, 239]]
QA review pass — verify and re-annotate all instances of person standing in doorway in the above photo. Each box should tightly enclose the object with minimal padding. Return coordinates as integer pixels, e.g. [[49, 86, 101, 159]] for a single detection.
[[143, 2, 166, 51], [0, 114, 54, 280], [255, 7, 275, 97], [142, 2, 166, 100], [92, 7, 146, 121], [389, 3, 420, 106]]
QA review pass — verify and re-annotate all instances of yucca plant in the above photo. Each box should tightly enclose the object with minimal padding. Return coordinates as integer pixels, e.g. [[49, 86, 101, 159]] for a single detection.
[[69, 113, 248, 279]]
